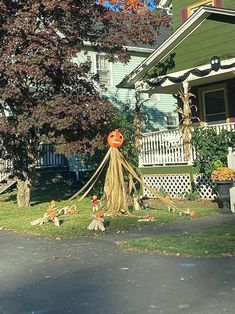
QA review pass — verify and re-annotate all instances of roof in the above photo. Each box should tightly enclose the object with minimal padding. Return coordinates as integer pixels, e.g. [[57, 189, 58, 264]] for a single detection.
[[127, 25, 172, 50], [159, 0, 172, 8], [117, 6, 235, 89], [82, 25, 172, 54]]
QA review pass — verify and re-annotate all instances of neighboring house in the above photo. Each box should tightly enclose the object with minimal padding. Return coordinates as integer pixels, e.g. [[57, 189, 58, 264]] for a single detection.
[[158, 0, 172, 15], [74, 41, 177, 132], [63, 42, 178, 180], [118, 0, 235, 198], [0, 33, 178, 190]]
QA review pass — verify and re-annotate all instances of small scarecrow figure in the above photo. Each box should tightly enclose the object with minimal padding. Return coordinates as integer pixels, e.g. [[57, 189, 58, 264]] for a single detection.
[[87, 211, 105, 232], [91, 195, 99, 212]]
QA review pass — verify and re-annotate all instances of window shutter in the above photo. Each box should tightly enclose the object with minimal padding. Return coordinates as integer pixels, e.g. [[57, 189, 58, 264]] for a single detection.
[[180, 8, 188, 24], [214, 0, 223, 7]]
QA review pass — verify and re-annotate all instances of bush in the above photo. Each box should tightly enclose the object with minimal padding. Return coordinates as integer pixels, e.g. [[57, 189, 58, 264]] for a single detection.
[[191, 127, 235, 175], [185, 191, 201, 201]]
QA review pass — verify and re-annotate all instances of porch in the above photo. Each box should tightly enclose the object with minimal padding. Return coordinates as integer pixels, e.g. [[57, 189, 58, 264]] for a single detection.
[[140, 122, 235, 167]]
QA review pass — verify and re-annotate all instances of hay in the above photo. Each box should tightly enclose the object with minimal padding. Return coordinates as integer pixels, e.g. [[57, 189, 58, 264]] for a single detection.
[[70, 146, 181, 216]]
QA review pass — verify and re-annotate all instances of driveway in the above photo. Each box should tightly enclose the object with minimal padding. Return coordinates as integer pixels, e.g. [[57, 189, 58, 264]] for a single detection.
[[1, 214, 235, 314]]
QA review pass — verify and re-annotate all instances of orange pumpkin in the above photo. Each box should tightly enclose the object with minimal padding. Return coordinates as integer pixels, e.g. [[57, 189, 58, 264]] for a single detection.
[[95, 211, 104, 219], [189, 210, 196, 218], [107, 129, 124, 148]]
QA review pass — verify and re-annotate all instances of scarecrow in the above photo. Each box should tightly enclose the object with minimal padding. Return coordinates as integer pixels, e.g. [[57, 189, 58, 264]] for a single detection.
[[70, 129, 181, 217]]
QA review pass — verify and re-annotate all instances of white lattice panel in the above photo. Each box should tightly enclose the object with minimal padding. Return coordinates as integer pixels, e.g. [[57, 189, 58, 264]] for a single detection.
[[194, 174, 217, 199], [143, 174, 191, 197]]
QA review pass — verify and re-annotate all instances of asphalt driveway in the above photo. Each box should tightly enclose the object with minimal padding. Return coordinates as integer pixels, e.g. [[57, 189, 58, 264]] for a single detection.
[[1, 214, 235, 314]]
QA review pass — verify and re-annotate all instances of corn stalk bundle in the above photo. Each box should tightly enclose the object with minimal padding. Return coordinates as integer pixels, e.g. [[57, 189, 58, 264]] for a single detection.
[[70, 147, 181, 216], [177, 90, 199, 161]]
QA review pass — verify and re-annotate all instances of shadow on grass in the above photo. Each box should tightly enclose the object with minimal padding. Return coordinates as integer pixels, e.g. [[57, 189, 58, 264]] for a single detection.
[[1, 181, 83, 205], [31, 181, 82, 204]]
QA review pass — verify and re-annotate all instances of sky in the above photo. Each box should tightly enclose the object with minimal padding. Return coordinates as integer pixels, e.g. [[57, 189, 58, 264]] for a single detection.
[[98, 0, 158, 11]]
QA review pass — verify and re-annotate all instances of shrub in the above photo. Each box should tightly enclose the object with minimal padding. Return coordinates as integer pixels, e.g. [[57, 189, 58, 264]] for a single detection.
[[186, 191, 201, 201], [191, 127, 235, 175]]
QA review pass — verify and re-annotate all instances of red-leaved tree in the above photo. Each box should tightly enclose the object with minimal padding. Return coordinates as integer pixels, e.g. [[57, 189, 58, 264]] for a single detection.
[[0, 0, 169, 207]]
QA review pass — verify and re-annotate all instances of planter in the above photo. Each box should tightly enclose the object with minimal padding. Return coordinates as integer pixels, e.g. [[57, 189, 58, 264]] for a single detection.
[[215, 181, 234, 213]]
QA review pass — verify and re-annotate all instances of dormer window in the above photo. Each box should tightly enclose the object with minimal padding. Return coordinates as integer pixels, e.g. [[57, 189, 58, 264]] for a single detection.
[[187, 0, 215, 17]]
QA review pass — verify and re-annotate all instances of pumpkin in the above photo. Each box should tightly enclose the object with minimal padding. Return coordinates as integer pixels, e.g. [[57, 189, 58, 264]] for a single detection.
[[189, 210, 196, 218], [107, 129, 124, 148], [95, 211, 104, 219]]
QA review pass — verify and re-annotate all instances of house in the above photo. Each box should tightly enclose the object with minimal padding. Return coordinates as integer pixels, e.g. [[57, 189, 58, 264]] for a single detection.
[[0, 36, 178, 191], [74, 40, 177, 132], [118, 0, 235, 198]]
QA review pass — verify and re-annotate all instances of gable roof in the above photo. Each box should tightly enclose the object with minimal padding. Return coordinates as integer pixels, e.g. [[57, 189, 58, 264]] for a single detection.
[[159, 0, 172, 8], [117, 6, 235, 89]]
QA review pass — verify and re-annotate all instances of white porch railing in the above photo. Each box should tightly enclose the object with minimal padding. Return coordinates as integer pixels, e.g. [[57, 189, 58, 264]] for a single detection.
[[227, 147, 235, 170], [0, 159, 13, 182], [140, 122, 235, 166]]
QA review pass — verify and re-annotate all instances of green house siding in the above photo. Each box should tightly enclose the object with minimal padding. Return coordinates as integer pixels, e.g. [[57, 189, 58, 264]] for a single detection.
[[173, 0, 235, 30], [74, 48, 177, 131], [106, 53, 148, 106], [111, 52, 148, 87], [158, 18, 235, 75], [107, 56, 177, 130]]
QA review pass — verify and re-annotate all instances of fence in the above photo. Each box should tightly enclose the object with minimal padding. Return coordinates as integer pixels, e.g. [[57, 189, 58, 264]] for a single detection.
[[0, 159, 13, 182], [36, 144, 68, 168], [140, 122, 235, 166]]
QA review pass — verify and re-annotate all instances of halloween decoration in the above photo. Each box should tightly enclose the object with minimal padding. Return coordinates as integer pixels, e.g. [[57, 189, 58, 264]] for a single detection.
[[137, 213, 155, 222], [87, 211, 105, 231], [210, 56, 220, 71], [147, 56, 235, 87], [70, 130, 181, 217], [91, 195, 99, 212], [107, 129, 124, 148], [31, 201, 78, 227], [133, 196, 141, 211], [178, 209, 196, 217], [177, 88, 199, 161]]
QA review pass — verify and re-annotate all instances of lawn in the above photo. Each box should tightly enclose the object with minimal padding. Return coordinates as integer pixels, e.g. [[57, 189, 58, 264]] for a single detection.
[[119, 224, 235, 257], [0, 181, 220, 238]]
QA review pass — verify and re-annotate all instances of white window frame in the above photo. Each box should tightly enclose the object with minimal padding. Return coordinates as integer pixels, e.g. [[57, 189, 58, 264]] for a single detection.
[[199, 83, 229, 124], [93, 53, 113, 88], [149, 93, 161, 102]]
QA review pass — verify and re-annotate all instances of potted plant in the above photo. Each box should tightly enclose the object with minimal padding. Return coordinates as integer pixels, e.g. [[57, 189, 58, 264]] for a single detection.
[[211, 166, 235, 213]]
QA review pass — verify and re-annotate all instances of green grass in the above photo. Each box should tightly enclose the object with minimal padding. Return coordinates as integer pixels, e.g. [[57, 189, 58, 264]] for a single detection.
[[120, 224, 235, 257], [0, 182, 220, 238]]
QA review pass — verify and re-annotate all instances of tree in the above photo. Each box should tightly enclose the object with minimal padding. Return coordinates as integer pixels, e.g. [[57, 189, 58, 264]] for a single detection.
[[0, 0, 169, 207]]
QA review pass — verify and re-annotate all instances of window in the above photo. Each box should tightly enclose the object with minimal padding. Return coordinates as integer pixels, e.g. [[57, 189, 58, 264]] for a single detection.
[[149, 93, 161, 101], [199, 84, 228, 123], [187, 0, 214, 16], [95, 54, 111, 87], [167, 113, 179, 129]]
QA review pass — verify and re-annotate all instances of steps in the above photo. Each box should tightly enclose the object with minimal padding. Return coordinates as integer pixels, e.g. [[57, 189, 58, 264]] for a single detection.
[[0, 178, 17, 195]]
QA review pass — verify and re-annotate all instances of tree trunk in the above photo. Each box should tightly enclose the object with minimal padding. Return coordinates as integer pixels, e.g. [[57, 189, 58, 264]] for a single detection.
[[17, 177, 31, 207]]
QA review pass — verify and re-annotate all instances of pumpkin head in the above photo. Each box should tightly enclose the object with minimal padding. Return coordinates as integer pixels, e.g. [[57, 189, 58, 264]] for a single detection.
[[107, 129, 124, 148]]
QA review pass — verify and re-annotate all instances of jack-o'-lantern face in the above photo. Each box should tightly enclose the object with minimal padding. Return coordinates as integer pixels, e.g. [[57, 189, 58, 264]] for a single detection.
[[107, 129, 124, 148]]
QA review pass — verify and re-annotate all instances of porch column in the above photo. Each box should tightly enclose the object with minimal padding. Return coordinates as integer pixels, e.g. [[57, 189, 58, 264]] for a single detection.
[[181, 81, 194, 164], [183, 81, 189, 95]]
